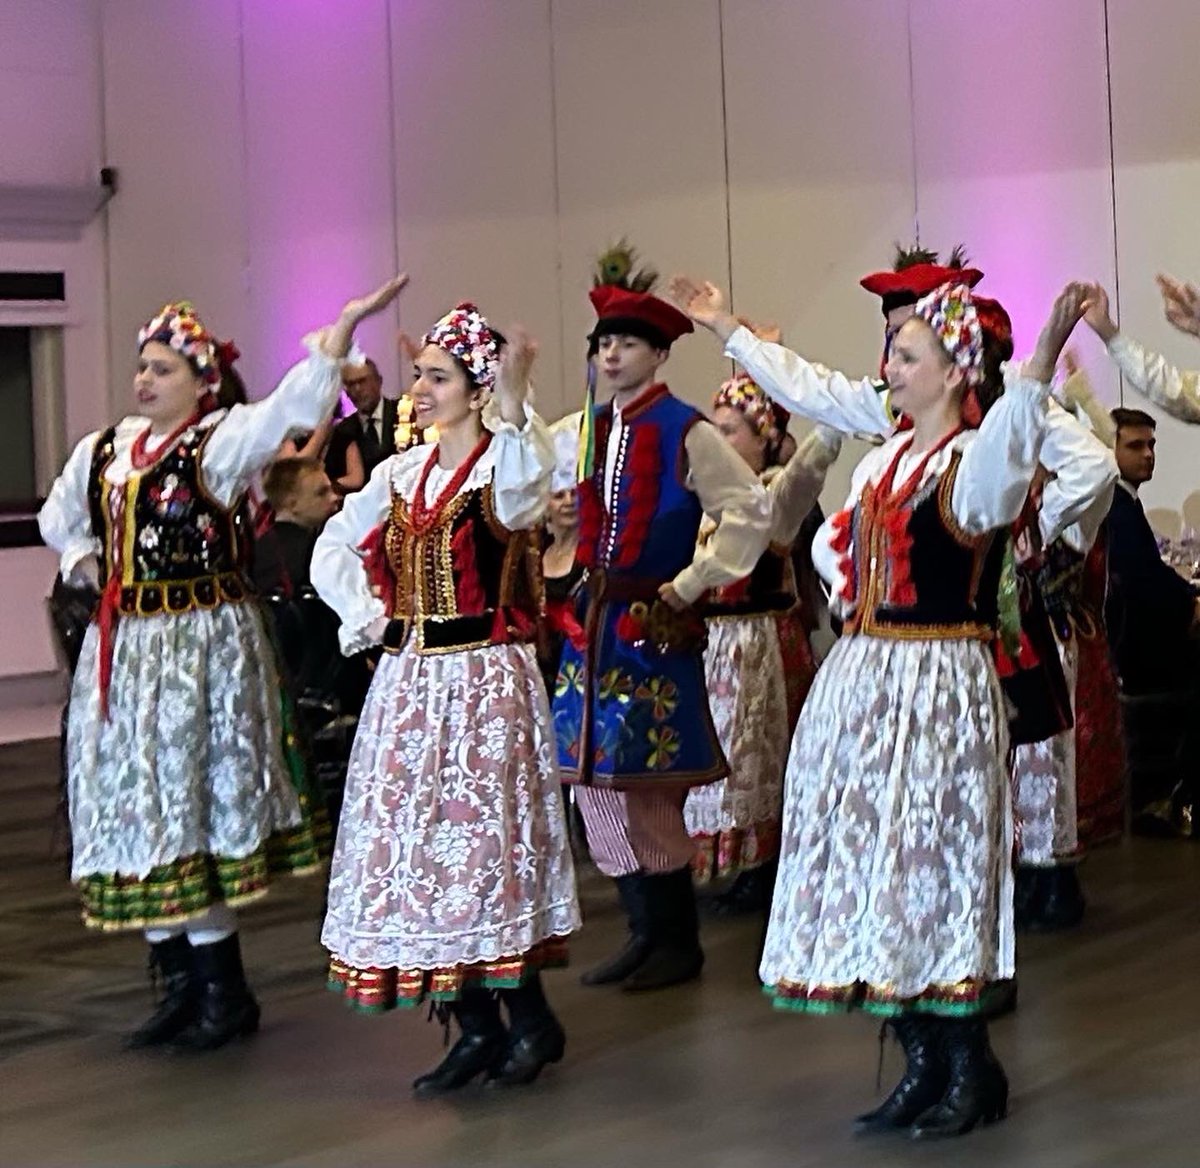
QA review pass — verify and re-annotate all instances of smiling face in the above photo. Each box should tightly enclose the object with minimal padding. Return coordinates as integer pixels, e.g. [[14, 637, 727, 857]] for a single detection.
[[594, 333, 667, 397], [884, 317, 964, 421], [411, 343, 481, 431], [134, 341, 206, 428]]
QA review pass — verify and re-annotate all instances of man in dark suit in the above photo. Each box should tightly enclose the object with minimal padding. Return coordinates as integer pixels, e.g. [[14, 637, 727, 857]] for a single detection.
[[1105, 406, 1199, 693], [325, 357, 398, 490]]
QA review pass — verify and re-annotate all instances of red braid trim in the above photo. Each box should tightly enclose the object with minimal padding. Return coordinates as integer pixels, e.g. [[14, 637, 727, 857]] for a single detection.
[[451, 522, 486, 615], [358, 523, 396, 605], [614, 423, 661, 569]]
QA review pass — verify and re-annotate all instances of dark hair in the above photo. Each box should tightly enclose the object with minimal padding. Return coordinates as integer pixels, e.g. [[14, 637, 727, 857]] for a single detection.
[[1112, 407, 1156, 432], [216, 362, 248, 410], [263, 457, 323, 511], [362, 357, 382, 380]]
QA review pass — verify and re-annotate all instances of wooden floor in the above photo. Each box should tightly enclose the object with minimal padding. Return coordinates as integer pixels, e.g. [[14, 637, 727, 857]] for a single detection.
[[3, 737, 1200, 1168]]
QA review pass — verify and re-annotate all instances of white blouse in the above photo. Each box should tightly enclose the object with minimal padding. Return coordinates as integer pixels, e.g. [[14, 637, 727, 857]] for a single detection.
[[1037, 400, 1117, 554], [726, 323, 1052, 540], [311, 409, 554, 656], [695, 423, 841, 559], [38, 346, 344, 585], [1108, 332, 1200, 424]]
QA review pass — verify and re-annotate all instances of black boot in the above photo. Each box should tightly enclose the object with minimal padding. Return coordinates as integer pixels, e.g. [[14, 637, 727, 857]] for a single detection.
[[705, 860, 777, 918], [125, 934, 196, 1048], [171, 933, 260, 1051], [413, 987, 506, 1098], [1027, 865, 1085, 932], [910, 1018, 1009, 1139], [622, 867, 704, 992], [1013, 865, 1044, 931], [488, 974, 566, 1088], [853, 1016, 947, 1133], [581, 873, 654, 986]]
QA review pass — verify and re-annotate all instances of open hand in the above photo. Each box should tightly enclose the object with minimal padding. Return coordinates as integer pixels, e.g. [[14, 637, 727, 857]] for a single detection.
[[325, 274, 410, 359], [1079, 281, 1118, 344], [494, 326, 539, 425], [1157, 272, 1200, 339], [1029, 283, 1087, 384], [341, 273, 409, 325], [668, 276, 728, 327]]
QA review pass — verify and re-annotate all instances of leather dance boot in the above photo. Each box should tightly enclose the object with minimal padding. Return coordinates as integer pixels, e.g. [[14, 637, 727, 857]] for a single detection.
[[1028, 864, 1085, 932], [172, 933, 261, 1051], [1013, 864, 1044, 931], [853, 1016, 947, 1133], [413, 987, 507, 1098], [706, 860, 777, 918], [488, 974, 566, 1088], [910, 1018, 1009, 1139], [622, 867, 704, 992], [125, 934, 196, 1048], [581, 873, 654, 986]]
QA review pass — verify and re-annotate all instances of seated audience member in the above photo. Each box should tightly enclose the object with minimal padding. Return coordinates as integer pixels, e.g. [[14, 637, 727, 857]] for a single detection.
[[255, 458, 338, 597], [1105, 407, 1199, 694], [325, 357, 395, 492]]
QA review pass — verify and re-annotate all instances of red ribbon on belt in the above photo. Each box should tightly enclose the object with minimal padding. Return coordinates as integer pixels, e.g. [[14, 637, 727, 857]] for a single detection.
[[96, 575, 122, 719]]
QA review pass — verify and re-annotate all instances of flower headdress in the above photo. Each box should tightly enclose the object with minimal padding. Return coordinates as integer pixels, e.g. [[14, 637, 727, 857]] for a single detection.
[[137, 301, 220, 387], [421, 301, 502, 392]]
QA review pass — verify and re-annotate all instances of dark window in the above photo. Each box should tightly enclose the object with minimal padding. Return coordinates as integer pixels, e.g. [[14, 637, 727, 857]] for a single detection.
[[0, 327, 37, 511]]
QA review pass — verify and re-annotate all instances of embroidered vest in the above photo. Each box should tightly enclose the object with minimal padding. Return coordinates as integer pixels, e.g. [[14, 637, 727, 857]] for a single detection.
[[705, 546, 795, 615], [381, 480, 542, 654], [833, 450, 1004, 640], [577, 384, 704, 590], [86, 424, 249, 617]]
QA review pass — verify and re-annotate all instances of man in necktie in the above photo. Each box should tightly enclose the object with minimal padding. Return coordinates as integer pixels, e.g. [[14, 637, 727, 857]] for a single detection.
[[325, 357, 398, 489]]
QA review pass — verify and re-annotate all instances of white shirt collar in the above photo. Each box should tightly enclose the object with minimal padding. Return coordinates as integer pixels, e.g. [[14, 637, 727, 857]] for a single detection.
[[1118, 478, 1140, 499]]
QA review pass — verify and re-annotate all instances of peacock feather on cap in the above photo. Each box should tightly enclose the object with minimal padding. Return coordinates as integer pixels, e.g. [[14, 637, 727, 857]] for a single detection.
[[593, 238, 658, 292]]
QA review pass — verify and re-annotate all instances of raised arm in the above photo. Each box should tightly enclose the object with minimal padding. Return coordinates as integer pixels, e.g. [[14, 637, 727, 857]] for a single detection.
[[769, 424, 843, 545], [1058, 352, 1116, 447], [489, 327, 554, 530], [953, 283, 1086, 535], [1082, 279, 1200, 424], [1038, 401, 1118, 553], [202, 274, 409, 503], [310, 459, 393, 655], [668, 420, 771, 606], [668, 275, 893, 436]]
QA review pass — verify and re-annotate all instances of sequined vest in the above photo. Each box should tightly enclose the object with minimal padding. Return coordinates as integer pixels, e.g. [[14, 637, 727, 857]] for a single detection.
[[380, 480, 542, 654], [86, 423, 250, 617]]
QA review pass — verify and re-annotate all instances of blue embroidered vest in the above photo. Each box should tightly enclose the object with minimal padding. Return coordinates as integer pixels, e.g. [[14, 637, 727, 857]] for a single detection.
[[554, 384, 725, 789]]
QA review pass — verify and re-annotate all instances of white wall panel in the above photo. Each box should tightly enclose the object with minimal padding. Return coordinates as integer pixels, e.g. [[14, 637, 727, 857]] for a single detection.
[[389, 0, 564, 415], [551, 0, 729, 416]]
